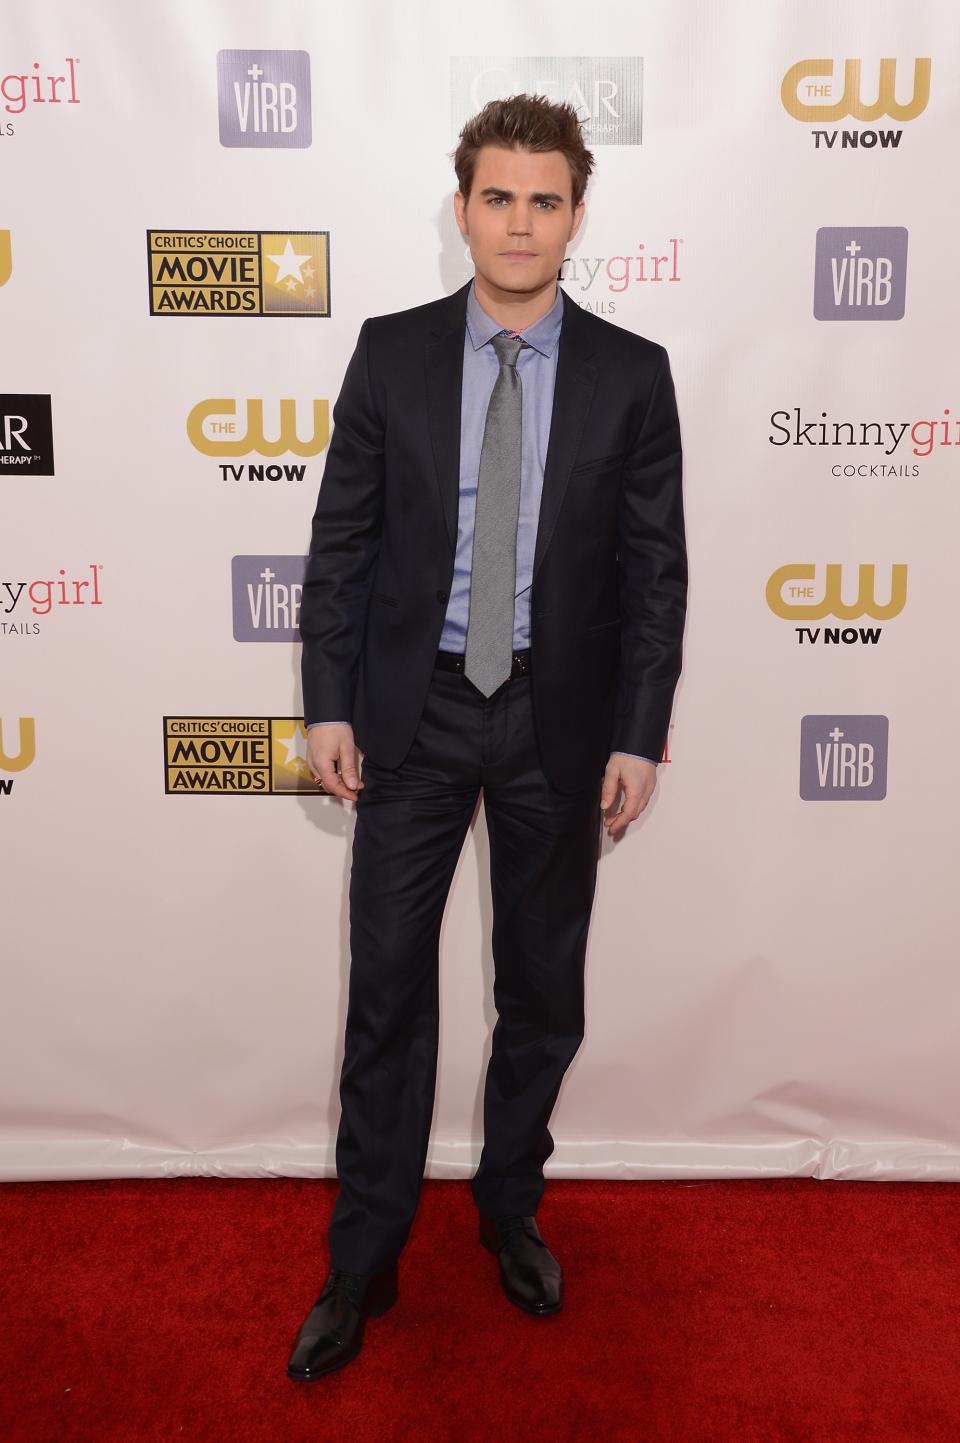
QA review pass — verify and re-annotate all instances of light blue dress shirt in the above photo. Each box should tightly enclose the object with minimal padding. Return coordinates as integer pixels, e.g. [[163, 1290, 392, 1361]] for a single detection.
[[307, 280, 657, 766], [438, 278, 562, 652]]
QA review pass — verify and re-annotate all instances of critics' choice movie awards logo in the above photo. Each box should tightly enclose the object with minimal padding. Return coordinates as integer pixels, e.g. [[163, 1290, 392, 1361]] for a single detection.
[[781, 58, 930, 149], [766, 563, 907, 646], [1, 565, 103, 635], [147, 231, 330, 316], [814, 228, 907, 321], [187, 398, 329, 481], [217, 50, 311, 147], [0, 230, 10, 285], [0, 717, 36, 796], [0, 58, 79, 136], [451, 57, 643, 144], [163, 717, 316, 794], [799, 716, 889, 801], [232, 556, 306, 641], [1, 395, 54, 475], [768, 407, 958, 478]]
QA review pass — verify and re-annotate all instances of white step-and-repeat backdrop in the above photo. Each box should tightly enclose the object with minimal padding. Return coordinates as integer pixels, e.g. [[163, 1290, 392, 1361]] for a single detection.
[[4, 1, 958, 1180]]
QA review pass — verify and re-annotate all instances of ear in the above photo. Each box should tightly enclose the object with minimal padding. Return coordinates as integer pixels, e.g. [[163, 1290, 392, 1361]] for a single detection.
[[453, 189, 468, 238]]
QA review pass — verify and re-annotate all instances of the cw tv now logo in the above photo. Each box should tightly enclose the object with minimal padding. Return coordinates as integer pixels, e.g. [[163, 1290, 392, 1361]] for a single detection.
[[781, 58, 930, 150], [0, 716, 36, 795], [766, 563, 907, 645], [187, 398, 329, 481]]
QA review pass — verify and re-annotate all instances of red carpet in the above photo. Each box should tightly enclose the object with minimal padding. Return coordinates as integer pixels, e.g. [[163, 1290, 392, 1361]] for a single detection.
[[2, 1177, 958, 1441]]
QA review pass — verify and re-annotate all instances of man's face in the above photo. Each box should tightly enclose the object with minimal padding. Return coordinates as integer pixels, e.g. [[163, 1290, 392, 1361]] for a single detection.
[[454, 144, 585, 297]]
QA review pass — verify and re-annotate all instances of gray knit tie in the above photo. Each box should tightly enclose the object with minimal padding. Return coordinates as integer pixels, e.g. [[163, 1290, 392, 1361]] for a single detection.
[[464, 333, 525, 697]]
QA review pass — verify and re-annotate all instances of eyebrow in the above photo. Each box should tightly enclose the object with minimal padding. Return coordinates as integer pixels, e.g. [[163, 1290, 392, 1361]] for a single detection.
[[477, 186, 567, 205]]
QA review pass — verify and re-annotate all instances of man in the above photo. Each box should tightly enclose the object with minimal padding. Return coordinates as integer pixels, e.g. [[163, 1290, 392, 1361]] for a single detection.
[[288, 93, 687, 1380]]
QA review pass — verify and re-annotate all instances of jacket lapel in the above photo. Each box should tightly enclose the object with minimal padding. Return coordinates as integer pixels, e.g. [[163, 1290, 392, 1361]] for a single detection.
[[532, 290, 598, 581], [425, 281, 471, 554], [424, 280, 598, 570]]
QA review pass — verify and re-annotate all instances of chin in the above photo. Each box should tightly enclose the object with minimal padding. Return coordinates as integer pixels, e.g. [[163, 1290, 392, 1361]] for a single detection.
[[488, 267, 551, 294]]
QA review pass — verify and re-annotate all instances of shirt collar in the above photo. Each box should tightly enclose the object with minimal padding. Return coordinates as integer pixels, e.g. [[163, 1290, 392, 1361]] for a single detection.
[[465, 277, 564, 358]]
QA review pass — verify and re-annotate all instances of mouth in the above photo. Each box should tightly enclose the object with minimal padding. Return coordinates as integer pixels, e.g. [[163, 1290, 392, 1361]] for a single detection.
[[500, 250, 537, 260]]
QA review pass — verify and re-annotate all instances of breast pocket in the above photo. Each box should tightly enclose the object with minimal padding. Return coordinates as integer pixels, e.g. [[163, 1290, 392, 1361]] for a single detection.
[[569, 450, 625, 478]]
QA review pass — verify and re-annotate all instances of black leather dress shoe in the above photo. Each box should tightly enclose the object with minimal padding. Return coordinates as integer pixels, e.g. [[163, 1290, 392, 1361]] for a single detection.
[[286, 1264, 398, 1380], [479, 1214, 563, 1316]]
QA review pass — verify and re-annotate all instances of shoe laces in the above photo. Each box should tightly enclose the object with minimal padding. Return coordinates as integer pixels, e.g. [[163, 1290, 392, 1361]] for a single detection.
[[322, 1268, 363, 1308], [497, 1215, 540, 1244]]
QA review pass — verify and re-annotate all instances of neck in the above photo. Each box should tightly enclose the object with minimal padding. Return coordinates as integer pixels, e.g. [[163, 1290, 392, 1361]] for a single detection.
[[471, 271, 559, 332]]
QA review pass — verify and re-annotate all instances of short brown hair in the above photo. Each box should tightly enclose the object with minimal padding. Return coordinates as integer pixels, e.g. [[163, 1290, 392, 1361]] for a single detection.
[[452, 93, 595, 209]]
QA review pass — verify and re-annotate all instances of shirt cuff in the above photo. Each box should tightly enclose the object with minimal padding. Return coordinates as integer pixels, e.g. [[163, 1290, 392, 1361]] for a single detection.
[[305, 720, 350, 729], [611, 750, 659, 766]]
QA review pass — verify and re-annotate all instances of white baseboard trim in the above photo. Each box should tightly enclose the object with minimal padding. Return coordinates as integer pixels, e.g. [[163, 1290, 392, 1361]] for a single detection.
[[1, 1136, 958, 1182]]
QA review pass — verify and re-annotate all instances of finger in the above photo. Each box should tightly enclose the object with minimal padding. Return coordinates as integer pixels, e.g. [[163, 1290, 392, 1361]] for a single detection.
[[601, 798, 622, 831], [604, 787, 642, 835], [339, 737, 361, 792], [316, 755, 357, 801], [606, 805, 636, 837]]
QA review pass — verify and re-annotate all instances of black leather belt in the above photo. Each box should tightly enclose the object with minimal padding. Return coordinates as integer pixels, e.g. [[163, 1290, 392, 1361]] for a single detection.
[[435, 648, 531, 679]]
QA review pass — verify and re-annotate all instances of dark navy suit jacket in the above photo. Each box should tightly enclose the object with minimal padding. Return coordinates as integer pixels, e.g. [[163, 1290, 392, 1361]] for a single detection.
[[300, 279, 687, 793]]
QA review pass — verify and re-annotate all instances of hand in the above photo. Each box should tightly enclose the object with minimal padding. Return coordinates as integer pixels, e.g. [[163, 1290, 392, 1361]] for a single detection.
[[600, 754, 657, 838], [306, 723, 364, 802]]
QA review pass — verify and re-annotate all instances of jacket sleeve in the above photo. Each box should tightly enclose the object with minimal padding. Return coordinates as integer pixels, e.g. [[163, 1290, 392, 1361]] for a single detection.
[[610, 344, 688, 761], [299, 319, 385, 725]]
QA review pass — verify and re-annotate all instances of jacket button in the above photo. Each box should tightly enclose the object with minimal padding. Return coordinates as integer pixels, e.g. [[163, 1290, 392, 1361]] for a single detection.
[[436, 589, 448, 602]]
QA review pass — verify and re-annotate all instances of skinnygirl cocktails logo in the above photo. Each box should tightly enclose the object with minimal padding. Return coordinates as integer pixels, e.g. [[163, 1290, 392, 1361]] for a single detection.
[[0, 59, 80, 136], [559, 240, 683, 316], [1, 564, 103, 636], [768, 406, 958, 477]]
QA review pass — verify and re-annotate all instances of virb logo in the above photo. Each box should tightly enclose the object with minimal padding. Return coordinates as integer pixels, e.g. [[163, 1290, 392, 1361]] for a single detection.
[[217, 50, 311, 148], [799, 716, 888, 800], [232, 556, 307, 641], [814, 228, 908, 321]]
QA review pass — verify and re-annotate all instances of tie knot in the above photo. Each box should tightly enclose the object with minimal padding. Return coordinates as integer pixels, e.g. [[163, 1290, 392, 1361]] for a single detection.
[[491, 334, 524, 368]]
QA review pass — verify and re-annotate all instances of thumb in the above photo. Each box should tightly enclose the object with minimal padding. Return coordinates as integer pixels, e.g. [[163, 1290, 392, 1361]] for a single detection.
[[340, 738, 360, 790], [600, 764, 620, 811]]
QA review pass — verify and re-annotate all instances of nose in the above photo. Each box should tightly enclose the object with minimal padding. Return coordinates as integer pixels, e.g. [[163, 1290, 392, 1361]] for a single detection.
[[508, 203, 533, 237]]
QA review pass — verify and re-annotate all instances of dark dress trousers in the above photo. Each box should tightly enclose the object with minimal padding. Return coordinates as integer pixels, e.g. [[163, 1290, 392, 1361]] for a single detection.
[[300, 279, 687, 1275]]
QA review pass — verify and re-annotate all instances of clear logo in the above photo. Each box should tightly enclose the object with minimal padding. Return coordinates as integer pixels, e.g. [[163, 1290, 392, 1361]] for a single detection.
[[451, 57, 642, 145], [0, 394, 54, 475]]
